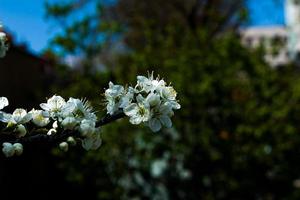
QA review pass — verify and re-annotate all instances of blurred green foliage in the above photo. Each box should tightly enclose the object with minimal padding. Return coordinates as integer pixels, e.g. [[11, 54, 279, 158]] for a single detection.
[[45, 0, 300, 199]]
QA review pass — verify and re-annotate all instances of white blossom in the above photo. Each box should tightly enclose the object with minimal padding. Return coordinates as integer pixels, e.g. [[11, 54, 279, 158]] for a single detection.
[[105, 85, 136, 115], [124, 94, 151, 125], [29, 109, 50, 127], [105, 82, 125, 115], [136, 73, 166, 93], [105, 73, 181, 132], [40, 95, 66, 117], [119, 87, 135, 108], [105, 82, 125, 98], [62, 98, 96, 120], [147, 102, 173, 132], [0, 25, 181, 155], [136, 75, 153, 93], [1, 108, 32, 125], [160, 86, 177, 101], [145, 92, 161, 107], [0, 72, 180, 157], [0, 97, 8, 122]]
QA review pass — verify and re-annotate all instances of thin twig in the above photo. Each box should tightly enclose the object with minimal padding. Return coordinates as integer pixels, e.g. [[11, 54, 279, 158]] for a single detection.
[[0, 111, 126, 145], [96, 110, 126, 127]]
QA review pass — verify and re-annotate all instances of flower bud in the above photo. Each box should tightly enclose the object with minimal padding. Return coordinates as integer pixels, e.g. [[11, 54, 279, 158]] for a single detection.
[[67, 136, 76, 146], [59, 142, 69, 152], [13, 143, 23, 156], [15, 124, 27, 137], [61, 117, 77, 129], [2, 142, 15, 157]]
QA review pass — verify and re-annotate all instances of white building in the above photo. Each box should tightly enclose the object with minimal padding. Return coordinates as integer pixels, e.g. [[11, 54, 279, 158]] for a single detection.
[[241, 0, 300, 66]]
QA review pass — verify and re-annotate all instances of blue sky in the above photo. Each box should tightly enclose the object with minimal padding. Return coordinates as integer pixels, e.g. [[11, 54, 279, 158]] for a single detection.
[[0, 0, 286, 54], [247, 0, 284, 26], [0, 0, 58, 53]]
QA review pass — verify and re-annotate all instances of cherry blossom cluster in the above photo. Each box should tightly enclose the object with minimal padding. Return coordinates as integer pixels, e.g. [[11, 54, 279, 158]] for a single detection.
[[0, 22, 181, 157], [0, 96, 100, 157], [105, 72, 181, 132], [0, 24, 8, 58], [0, 74, 181, 158]]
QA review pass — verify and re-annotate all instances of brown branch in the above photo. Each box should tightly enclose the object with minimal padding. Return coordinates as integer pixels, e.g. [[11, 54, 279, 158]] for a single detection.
[[5, 130, 80, 145], [96, 110, 126, 127], [0, 111, 126, 145]]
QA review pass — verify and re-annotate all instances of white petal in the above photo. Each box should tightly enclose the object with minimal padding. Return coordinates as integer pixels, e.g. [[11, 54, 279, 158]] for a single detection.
[[105, 83, 124, 97], [119, 97, 129, 108], [109, 81, 114, 88], [148, 118, 162, 132], [129, 115, 143, 125], [31, 110, 50, 127], [20, 113, 32, 124], [106, 101, 116, 115], [146, 93, 161, 107], [0, 113, 12, 123], [61, 102, 76, 115], [141, 108, 151, 122], [40, 103, 50, 111], [79, 120, 96, 137], [47, 128, 57, 135], [159, 115, 172, 128], [12, 109, 27, 123], [119, 90, 134, 108], [82, 138, 93, 150], [52, 121, 58, 128], [61, 117, 77, 129], [124, 103, 138, 116], [40, 95, 66, 112], [137, 75, 148, 82], [0, 97, 8, 110], [136, 94, 145, 104], [169, 101, 181, 110], [159, 103, 173, 114], [161, 86, 176, 100], [91, 134, 102, 150]]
